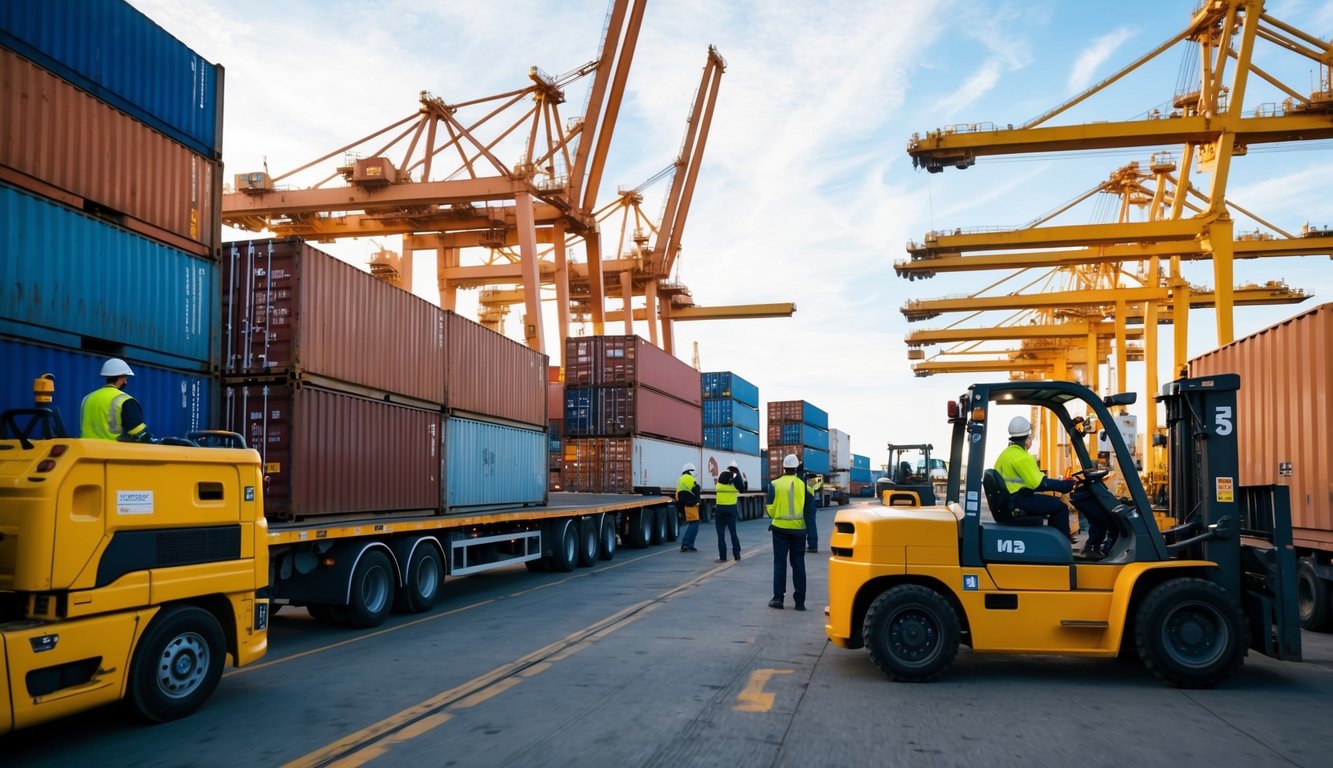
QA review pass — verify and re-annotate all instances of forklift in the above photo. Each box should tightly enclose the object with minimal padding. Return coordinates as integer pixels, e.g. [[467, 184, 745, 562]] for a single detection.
[[826, 375, 1301, 687], [874, 443, 945, 506]]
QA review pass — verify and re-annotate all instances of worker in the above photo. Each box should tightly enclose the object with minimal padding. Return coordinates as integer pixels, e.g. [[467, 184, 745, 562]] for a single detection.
[[81, 358, 149, 441], [993, 416, 1074, 538], [714, 467, 742, 562], [766, 454, 814, 610], [727, 460, 748, 493], [804, 471, 824, 551], [677, 462, 701, 552]]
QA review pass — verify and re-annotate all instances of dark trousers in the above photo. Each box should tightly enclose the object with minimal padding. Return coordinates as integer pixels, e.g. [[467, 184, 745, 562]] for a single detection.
[[804, 498, 819, 549], [1070, 487, 1117, 550], [1011, 491, 1071, 538], [771, 527, 806, 605], [715, 505, 740, 558]]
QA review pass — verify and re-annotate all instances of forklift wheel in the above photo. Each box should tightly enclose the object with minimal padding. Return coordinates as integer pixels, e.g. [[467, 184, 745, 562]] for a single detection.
[[1297, 558, 1332, 631], [863, 584, 960, 682], [1134, 578, 1246, 688]]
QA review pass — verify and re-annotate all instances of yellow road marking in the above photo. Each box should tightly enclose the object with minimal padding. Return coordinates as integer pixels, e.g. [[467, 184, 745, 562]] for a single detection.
[[734, 669, 794, 712]]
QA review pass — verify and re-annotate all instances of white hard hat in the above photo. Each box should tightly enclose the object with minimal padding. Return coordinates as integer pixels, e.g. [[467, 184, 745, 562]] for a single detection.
[[100, 358, 134, 378], [1007, 416, 1032, 438], [782, 454, 800, 469], [727, 460, 739, 469], [682, 463, 696, 474]]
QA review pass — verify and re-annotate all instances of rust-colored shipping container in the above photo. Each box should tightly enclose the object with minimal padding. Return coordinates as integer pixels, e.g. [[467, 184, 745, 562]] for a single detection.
[[444, 311, 546, 427], [222, 238, 446, 404], [564, 335, 701, 406], [766, 445, 830, 480], [563, 385, 702, 444], [222, 379, 442, 522], [1189, 303, 1333, 551], [547, 381, 564, 422], [0, 47, 219, 257]]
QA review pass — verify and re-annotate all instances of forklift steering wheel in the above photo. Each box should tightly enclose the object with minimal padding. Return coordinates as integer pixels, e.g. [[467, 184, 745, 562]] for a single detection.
[[1070, 467, 1110, 485]]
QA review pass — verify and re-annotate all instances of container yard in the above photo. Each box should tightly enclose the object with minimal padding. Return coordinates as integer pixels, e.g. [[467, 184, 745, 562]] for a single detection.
[[2, 0, 1332, 763]]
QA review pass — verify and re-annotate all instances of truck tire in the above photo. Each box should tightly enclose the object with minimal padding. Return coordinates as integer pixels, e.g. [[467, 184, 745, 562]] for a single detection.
[[598, 514, 618, 561], [1297, 557, 1332, 631], [578, 516, 601, 567], [650, 506, 668, 546], [628, 508, 653, 548], [666, 506, 679, 542], [863, 584, 960, 683], [395, 543, 444, 613], [550, 519, 580, 572], [127, 606, 226, 722], [1134, 577, 1246, 688], [346, 549, 396, 628]]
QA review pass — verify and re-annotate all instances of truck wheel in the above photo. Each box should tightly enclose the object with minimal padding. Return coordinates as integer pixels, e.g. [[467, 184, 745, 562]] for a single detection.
[[598, 514, 618, 561], [628, 508, 653, 548], [666, 507, 679, 542], [395, 543, 444, 613], [578, 516, 601, 567], [346, 549, 396, 628], [127, 606, 226, 722], [1297, 558, 1332, 631], [1134, 577, 1246, 688], [863, 585, 959, 682], [549, 519, 579, 572], [650, 506, 668, 546]]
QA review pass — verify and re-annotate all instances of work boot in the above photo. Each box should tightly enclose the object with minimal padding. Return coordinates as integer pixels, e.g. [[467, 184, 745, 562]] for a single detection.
[[733, 552, 741, 561], [768, 598, 783, 609], [795, 602, 806, 612]]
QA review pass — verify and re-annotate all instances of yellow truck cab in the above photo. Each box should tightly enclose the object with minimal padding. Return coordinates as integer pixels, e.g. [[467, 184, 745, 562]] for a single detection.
[[0, 397, 269, 732]]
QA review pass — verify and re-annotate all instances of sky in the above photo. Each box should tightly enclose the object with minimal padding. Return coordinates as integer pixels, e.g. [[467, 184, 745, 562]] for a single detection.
[[130, 0, 1333, 471]]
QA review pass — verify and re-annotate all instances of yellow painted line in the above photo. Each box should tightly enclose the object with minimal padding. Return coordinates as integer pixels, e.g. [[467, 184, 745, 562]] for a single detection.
[[325, 712, 454, 768], [734, 669, 794, 713], [452, 677, 523, 708]]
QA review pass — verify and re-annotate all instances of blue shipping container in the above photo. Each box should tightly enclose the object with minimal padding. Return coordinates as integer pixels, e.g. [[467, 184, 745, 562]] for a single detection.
[[445, 417, 547, 509], [801, 448, 831, 475], [701, 371, 759, 407], [850, 467, 873, 483], [1, 336, 213, 439], [702, 398, 760, 431], [852, 453, 871, 470], [1, 184, 217, 367], [703, 426, 761, 455], [0, 0, 223, 158], [801, 402, 829, 430], [777, 422, 830, 451]]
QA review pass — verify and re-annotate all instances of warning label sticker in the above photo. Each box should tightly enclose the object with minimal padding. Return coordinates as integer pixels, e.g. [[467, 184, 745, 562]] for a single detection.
[[117, 490, 154, 515], [1216, 477, 1234, 503]]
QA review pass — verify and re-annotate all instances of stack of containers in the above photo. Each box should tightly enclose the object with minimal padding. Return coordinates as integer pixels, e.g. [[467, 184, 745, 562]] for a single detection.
[[766, 400, 830, 479], [0, 1, 222, 437], [547, 366, 564, 490], [850, 454, 874, 496], [699, 371, 762, 493], [561, 336, 701, 493], [829, 427, 852, 493]]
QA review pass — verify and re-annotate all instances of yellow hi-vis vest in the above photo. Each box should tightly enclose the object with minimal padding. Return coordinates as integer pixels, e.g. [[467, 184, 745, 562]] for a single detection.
[[716, 481, 738, 507], [767, 474, 806, 530], [994, 443, 1046, 495], [80, 385, 134, 440]]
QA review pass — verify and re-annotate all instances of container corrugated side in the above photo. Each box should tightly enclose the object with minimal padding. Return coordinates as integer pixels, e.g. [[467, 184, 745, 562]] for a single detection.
[[850, 466, 873, 483], [0, 0, 222, 158], [767, 422, 831, 451], [698, 449, 761, 492], [703, 426, 761, 455], [829, 428, 851, 470], [765, 445, 830, 478], [444, 416, 547, 509], [702, 398, 760, 431], [767, 400, 829, 430], [445, 311, 546, 427], [1189, 303, 1333, 546], [564, 335, 700, 405], [0, 47, 219, 256], [222, 380, 440, 522], [701, 371, 759, 407], [560, 436, 700, 493], [563, 385, 702, 444], [2, 335, 213, 438], [222, 238, 446, 404], [1, 183, 216, 366]]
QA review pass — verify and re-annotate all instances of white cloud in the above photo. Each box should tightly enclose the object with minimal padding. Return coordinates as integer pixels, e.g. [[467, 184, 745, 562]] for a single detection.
[[1067, 27, 1136, 93]]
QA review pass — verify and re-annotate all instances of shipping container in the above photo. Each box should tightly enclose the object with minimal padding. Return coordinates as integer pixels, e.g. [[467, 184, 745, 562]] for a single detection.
[[222, 380, 441, 522], [702, 398, 760, 431], [698, 448, 762, 493], [703, 425, 761, 455], [701, 371, 759, 407], [563, 385, 703, 445], [852, 453, 871, 470], [221, 238, 446, 404], [1, 183, 217, 367], [0, 0, 223, 159], [0, 48, 220, 256], [850, 466, 873, 484], [767, 400, 828, 429], [561, 436, 700, 494], [829, 428, 851, 471], [564, 335, 701, 406], [1189, 303, 1333, 550], [767, 422, 830, 451], [445, 311, 546, 427], [1, 335, 213, 439], [547, 381, 564, 421], [766, 445, 831, 478], [444, 416, 547, 510]]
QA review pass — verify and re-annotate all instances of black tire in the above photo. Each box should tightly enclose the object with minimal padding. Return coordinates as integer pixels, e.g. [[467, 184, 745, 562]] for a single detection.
[[628, 507, 652, 548], [598, 514, 617, 561], [550, 519, 579, 572], [650, 506, 668, 546], [346, 549, 396, 629], [862, 584, 960, 683], [665, 507, 680, 542], [577, 516, 601, 567], [395, 543, 444, 613], [1297, 558, 1332, 631], [127, 606, 226, 722], [1134, 577, 1247, 688]]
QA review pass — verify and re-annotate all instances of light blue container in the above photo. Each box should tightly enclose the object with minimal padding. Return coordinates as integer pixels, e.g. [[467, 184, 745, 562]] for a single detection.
[[702, 398, 760, 431], [778, 422, 829, 451], [701, 371, 759, 407], [851, 467, 873, 483], [445, 416, 547, 509], [703, 425, 761, 455], [1, 335, 214, 439], [852, 453, 871, 470], [0, 184, 217, 368], [800, 402, 829, 430], [801, 448, 831, 475], [0, 0, 223, 158]]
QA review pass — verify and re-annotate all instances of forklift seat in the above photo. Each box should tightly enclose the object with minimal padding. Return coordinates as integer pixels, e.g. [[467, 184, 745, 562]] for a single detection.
[[982, 469, 1043, 527]]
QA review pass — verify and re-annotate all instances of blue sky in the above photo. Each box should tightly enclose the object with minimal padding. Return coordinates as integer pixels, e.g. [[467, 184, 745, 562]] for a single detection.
[[134, 0, 1332, 468]]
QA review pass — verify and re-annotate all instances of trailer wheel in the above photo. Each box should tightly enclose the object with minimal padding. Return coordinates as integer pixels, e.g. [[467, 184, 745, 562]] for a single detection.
[[548, 519, 580, 572], [665, 506, 679, 542], [1134, 577, 1246, 688], [598, 514, 618, 560], [127, 606, 226, 722], [863, 585, 959, 683], [651, 505, 668, 545], [346, 549, 396, 628], [578, 516, 601, 567], [395, 543, 444, 613], [627, 507, 653, 548], [1297, 558, 1332, 631]]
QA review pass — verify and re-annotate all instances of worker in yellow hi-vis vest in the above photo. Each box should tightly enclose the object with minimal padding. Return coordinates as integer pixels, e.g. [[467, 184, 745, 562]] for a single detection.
[[81, 358, 149, 441], [766, 454, 814, 611]]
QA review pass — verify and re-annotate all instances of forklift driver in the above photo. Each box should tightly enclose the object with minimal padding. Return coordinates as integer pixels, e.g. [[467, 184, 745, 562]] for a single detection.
[[993, 416, 1075, 538]]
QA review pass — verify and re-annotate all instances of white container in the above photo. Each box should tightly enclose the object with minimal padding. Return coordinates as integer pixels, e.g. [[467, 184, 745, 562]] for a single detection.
[[829, 428, 852, 471], [634, 437, 703, 491], [698, 448, 762, 492]]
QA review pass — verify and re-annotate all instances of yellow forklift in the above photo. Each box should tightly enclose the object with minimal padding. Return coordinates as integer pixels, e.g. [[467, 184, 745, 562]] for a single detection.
[[826, 375, 1301, 687]]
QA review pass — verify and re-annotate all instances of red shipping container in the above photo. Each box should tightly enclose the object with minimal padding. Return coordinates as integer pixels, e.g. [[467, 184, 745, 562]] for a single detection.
[[564, 335, 701, 406], [547, 381, 564, 422], [222, 379, 441, 522], [221, 238, 446, 404], [766, 445, 821, 480], [563, 385, 702, 444], [0, 47, 219, 257], [444, 311, 546, 427]]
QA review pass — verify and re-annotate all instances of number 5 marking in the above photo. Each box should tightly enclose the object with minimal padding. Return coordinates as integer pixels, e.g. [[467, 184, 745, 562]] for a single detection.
[[1215, 406, 1234, 436]]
